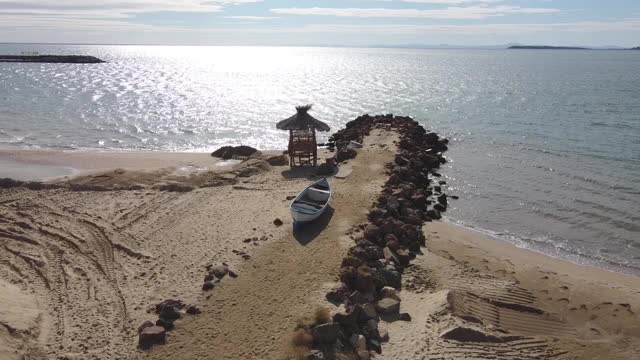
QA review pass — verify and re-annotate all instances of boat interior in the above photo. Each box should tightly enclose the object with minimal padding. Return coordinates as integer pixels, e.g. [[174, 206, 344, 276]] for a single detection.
[[292, 182, 331, 211]]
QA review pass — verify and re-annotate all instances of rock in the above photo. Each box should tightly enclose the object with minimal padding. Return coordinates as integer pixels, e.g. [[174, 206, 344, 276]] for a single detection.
[[363, 225, 381, 241], [155, 318, 175, 331], [137, 321, 154, 334], [138, 326, 166, 350], [339, 266, 357, 287], [273, 218, 283, 226], [437, 193, 447, 206], [350, 334, 367, 351], [186, 305, 201, 315], [394, 155, 409, 166], [211, 145, 259, 160], [348, 290, 375, 304], [396, 249, 411, 265], [336, 148, 357, 162], [426, 209, 441, 220], [228, 270, 238, 278], [312, 322, 340, 344], [386, 196, 400, 209], [242, 238, 252, 243], [202, 281, 215, 291], [265, 155, 288, 166], [383, 247, 401, 266], [434, 203, 446, 212], [357, 350, 371, 360], [326, 283, 349, 303], [364, 318, 378, 332], [380, 286, 401, 302], [440, 326, 524, 343], [286, 195, 296, 200], [159, 304, 181, 321], [379, 267, 401, 289], [204, 274, 214, 282], [355, 266, 375, 293], [376, 298, 400, 315], [316, 161, 337, 175], [306, 350, 325, 360], [399, 313, 412, 321], [209, 265, 229, 279], [361, 303, 377, 320], [341, 256, 363, 268], [379, 328, 390, 343]]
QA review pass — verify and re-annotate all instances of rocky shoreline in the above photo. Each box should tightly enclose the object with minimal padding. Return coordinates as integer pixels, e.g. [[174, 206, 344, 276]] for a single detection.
[[293, 114, 451, 359]]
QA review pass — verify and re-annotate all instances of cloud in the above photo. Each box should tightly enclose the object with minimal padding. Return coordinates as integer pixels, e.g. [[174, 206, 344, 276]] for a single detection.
[[223, 16, 279, 20], [269, 6, 560, 19], [298, 19, 640, 34], [0, 0, 262, 19]]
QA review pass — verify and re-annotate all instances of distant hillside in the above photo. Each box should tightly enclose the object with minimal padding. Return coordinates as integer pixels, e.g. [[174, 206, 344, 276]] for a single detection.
[[631, 47, 640, 50], [509, 45, 588, 50]]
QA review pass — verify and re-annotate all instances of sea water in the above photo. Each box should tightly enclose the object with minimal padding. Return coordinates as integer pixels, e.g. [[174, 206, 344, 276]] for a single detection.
[[1, 44, 638, 274]]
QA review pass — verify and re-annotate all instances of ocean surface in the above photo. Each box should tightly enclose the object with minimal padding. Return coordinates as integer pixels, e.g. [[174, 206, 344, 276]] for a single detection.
[[1, 44, 639, 275]]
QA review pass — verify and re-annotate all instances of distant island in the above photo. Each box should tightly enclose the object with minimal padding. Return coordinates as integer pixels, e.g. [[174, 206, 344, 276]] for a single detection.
[[509, 45, 588, 50], [0, 55, 105, 63], [509, 45, 640, 50]]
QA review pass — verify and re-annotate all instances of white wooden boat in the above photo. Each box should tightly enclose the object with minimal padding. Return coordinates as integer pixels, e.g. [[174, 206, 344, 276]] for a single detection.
[[290, 178, 332, 225]]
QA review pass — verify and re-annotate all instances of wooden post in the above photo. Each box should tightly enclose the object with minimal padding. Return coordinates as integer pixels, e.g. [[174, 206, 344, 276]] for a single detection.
[[312, 127, 317, 167]]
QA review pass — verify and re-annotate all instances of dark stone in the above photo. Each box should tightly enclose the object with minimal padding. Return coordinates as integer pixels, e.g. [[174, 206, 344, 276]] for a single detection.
[[137, 321, 154, 334], [363, 225, 381, 241], [437, 193, 447, 206], [376, 298, 400, 315], [202, 281, 215, 291], [399, 313, 412, 321], [379, 267, 402, 289], [211, 145, 259, 159], [155, 318, 175, 331], [434, 203, 446, 212], [265, 155, 288, 166], [396, 249, 411, 265], [355, 266, 375, 293], [138, 326, 166, 350], [186, 305, 201, 315], [426, 209, 441, 220], [273, 218, 283, 226], [158, 304, 181, 321], [209, 265, 229, 279], [312, 322, 341, 344]]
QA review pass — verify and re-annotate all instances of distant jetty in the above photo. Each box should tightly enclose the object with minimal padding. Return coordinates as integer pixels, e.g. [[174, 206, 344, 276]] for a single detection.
[[0, 55, 105, 63], [509, 45, 588, 50]]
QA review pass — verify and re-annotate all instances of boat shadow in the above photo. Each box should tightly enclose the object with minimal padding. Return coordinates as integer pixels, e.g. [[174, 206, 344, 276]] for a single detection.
[[293, 206, 335, 246]]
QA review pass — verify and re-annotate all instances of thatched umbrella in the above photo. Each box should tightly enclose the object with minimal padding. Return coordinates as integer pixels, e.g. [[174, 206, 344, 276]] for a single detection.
[[276, 105, 330, 132], [276, 105, 329, 167]]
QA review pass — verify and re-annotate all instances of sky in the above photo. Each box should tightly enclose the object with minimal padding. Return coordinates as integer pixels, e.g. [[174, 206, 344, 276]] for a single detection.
[[0, 0, 639, 47]]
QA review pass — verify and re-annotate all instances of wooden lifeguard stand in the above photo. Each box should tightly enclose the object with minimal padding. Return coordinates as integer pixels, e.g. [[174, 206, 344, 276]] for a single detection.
[[276, 105, 330, 167]]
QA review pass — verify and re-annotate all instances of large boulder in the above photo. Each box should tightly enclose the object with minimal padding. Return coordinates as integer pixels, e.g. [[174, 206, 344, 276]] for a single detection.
[[211, 145, 260, 159]]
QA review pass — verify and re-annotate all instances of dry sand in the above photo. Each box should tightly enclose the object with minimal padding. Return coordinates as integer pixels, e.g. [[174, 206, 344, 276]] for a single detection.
[[1, 130, 639, 360], [380, 221, 640, 360]]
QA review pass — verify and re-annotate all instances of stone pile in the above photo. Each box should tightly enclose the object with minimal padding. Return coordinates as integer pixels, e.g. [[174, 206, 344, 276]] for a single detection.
[[138, 299, 201, 350], [303, 114, 452, 359]]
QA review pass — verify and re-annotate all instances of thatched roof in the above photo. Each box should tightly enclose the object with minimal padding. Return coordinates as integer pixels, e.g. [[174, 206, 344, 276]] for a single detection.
[[276, 105, 330, 132]]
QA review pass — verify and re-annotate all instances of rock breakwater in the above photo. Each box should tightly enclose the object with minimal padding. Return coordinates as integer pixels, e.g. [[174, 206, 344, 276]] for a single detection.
[[297, 114, 451, 359]]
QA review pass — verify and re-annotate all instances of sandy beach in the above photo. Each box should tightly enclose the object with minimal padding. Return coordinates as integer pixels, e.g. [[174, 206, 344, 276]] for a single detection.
[[1, 121, 639, 360]]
